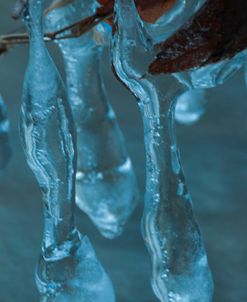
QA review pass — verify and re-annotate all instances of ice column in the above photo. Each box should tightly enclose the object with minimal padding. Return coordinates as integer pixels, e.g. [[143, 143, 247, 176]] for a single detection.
[[46, 1, 138, 239], [20, 1, 115, 300], [112, 0, 213, 301]]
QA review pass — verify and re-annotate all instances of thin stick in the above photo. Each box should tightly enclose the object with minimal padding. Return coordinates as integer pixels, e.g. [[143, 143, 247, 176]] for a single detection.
[[0, 11, 113, 55]]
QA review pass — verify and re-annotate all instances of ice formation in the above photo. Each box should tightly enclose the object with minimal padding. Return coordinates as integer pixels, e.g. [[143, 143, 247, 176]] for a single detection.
[[45, 0, 138, 239], [112, 0, 214, 301], [20, 0, 115, 300]]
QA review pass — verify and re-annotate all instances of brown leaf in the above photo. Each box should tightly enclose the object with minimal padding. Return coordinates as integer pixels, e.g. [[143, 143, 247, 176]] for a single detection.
[[12, 0, 27, 20], [135, 0, 175, 23], [96, 0, 176, 24], [97, 0, 114, 15], [149, 0, 247, 74]]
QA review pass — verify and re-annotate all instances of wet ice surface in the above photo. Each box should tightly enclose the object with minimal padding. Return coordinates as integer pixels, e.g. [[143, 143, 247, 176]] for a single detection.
[[175, 89, 207, 125], [0, 4, 247, 301]]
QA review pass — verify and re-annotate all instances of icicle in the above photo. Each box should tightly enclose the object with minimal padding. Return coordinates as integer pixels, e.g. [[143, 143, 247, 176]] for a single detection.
[[0, 95, 11, 171], [175, 89, 207, 125], [20, 0, 115, 300], [112, 0, 213, 301], [45, 0, 138, 239]]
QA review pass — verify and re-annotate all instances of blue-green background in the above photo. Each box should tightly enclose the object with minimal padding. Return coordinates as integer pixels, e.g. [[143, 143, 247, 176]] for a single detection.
[[0, 2, 247, 301]]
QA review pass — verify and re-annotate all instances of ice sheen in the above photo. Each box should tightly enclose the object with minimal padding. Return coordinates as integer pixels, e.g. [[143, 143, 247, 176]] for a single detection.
[[45, 0, 138, 239], [20, 0, 115, 301]]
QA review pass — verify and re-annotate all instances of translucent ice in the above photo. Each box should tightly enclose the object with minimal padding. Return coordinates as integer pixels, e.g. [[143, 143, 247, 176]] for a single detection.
[[0, 95, 11, 170], [174, 48, 247, 89], [45, 0, 138, 239], [20, 0, 115, 300], [37, 232, 115, 302], [175, 89, 207, 125], [143, 0, 207, 44], [112, 0, 213, 301]]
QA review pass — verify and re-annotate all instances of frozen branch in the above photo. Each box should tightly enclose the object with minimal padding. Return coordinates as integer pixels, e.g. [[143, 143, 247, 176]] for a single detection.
[[0, 0, 113, 56]]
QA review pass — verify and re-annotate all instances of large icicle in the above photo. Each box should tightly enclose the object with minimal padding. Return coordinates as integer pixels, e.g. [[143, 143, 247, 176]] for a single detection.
[[45, 0, 138, 239], [20, 0, 115, 301], [112, 0, 213, 301]]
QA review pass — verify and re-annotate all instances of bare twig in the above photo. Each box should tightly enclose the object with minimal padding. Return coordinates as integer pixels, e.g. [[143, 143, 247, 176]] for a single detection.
[[0, 11, 113, 55]]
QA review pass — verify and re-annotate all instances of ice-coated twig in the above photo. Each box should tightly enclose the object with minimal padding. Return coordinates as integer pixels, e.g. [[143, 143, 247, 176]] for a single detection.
[[0, 9, 113, 55], [20, 0, 115, 300]]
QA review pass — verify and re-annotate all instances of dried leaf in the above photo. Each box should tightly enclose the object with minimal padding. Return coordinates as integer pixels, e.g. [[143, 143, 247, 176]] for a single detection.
[[97, 0, 114, 15], [135, 0, 175, 23], [149, 0, 247, 74]]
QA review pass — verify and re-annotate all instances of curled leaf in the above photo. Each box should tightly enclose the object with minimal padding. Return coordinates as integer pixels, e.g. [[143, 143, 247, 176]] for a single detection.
[[149, 0, 247, 74]]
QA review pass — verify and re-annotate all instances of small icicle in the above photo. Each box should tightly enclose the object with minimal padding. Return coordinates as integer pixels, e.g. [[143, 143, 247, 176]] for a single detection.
[[175, 89, 207, 125]]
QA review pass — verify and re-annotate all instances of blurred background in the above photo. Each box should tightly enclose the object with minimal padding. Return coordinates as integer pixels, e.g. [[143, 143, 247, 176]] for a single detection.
[[0, 1, 247, 301]]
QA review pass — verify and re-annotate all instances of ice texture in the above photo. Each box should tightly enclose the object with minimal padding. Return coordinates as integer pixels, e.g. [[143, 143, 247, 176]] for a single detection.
[[37, 233, 115, 302], [143, 0, 206, 44], [45, 0, 138, 239], [0, 95, 11, 170], [174, 50, 247, 90], [112, 0, 213, 301], [20, 0, 115, 301], [175, 89, 206, 125]]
